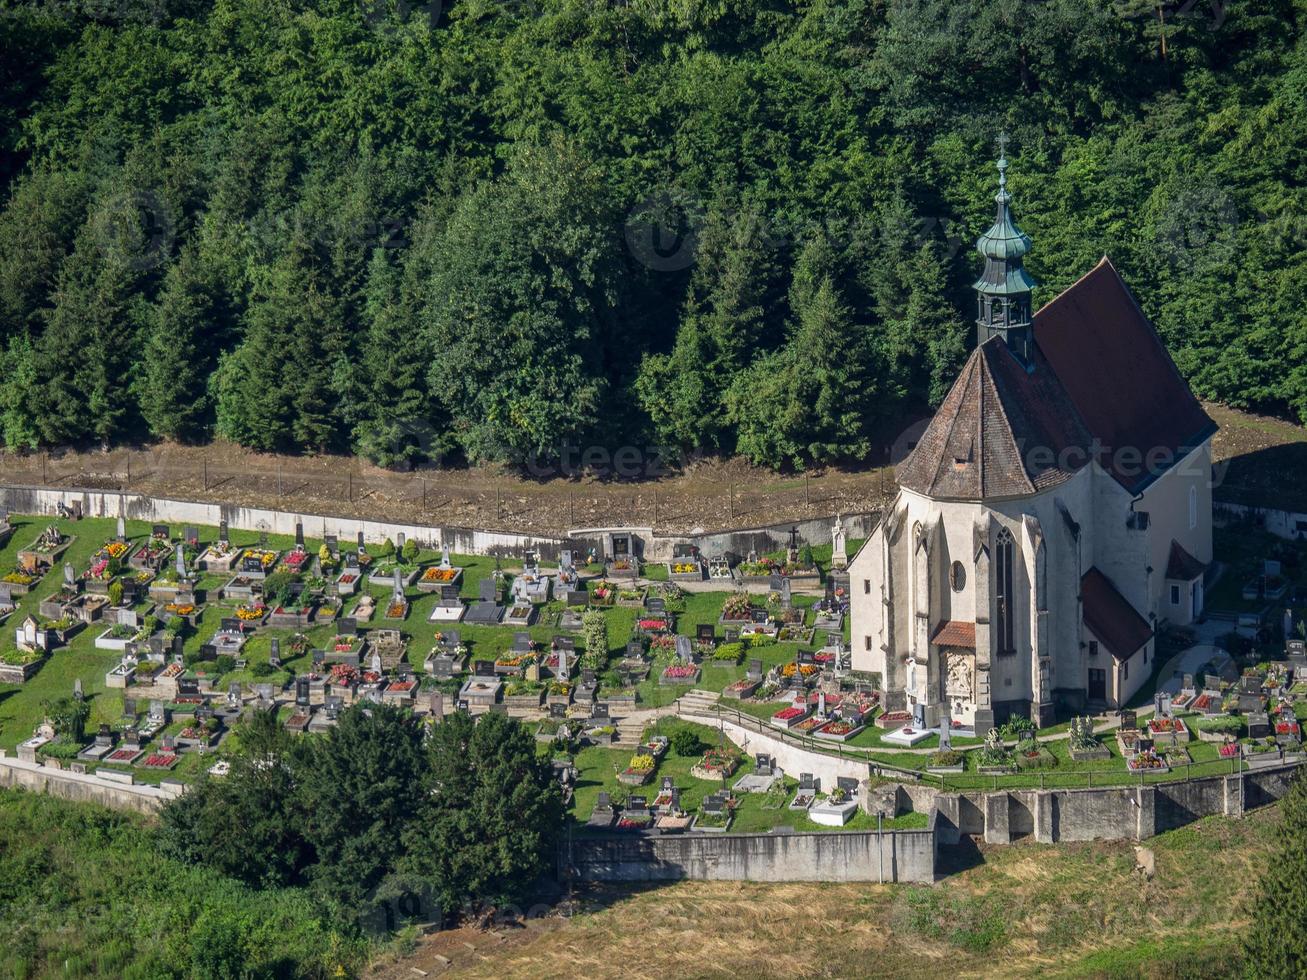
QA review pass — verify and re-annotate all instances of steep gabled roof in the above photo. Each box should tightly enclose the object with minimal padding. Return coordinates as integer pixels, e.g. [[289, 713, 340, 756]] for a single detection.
[[896, 336, 1093, 500], [1165, 540, 1207, 582], [1081, 567, 1152, 659], [1033, 258, 1217, 493]]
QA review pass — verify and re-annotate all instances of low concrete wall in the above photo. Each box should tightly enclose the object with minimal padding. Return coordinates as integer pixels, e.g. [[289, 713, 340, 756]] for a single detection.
[[0, 755, 179, 814], [932, 763, 1303, 846], [0, 484, 871, 562], [678, 712, 870, 790], [568, 827, 935, 884]]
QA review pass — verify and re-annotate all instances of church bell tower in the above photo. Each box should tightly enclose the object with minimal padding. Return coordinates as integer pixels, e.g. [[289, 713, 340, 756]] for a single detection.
[[974, 136, 1038, 365]]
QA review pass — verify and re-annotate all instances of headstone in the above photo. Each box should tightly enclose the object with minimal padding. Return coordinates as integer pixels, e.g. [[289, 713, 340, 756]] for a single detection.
[[474, 660, 496, 677], [122, 697, 137, 718], [1182, 672, 1196, 694], [479, 579, 496, 602], [626, 639, 645, 659], [115, 516, 126, 541], [750, 608, 769, 625], [1120, 708, 1138, 730], [357, 530, 366, 553], [63, 563, 75, 588], [724, 627, 740, 644], [73, 678, 84, 701], [324, 535, 338, 555], [1247, 711, 1271, 739], [836, 776, 859, 794], [591, 702, 609, 720], [939, 719, 952, 749], [338, 617, 357, 636], [269, 637, 281, 667], [768, 574, 784, 593], [295, 675, 310, 706], [799, 773, 815, 791], [227, 682, 241, 709], [219, 520, 229, 544], [832, 514, 848, 570], [702, 794, 726, 814], [220, 617, 241, 634], [440, 583, 460, 600], [674, 635, 692, 662], [647, 597, 665, 614], [747, 658, 763, 681], [312, 648, 325, 668], [392, 567, 404, 598], [780, 578, 792, 610], [440, 546, 451, 569], [295, 522, 304, 547], [184, 526, 199, 547], [429, 690, 444, 719], [396, 533, 405, 552], [556, 646, 570, 681], [174, 543, 186, 579], [152, 524, 169, 540], [755, 753, 772, 774]]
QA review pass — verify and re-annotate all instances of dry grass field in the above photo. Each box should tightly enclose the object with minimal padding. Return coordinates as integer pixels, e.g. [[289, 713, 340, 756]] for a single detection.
[[370, 809, 1277, 980]]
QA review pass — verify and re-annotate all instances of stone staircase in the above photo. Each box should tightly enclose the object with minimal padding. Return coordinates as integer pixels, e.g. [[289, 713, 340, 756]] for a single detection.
[[677, 688, 722, 719]]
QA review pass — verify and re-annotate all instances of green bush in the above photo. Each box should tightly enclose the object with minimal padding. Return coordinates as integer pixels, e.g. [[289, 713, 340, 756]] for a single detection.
[[250, 661, 275, 678], [713, 642, 744, 662], [401, 538, 419, 562], [670, 727, 703, 756]]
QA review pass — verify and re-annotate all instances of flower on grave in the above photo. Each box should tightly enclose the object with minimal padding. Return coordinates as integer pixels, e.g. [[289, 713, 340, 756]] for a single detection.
[[637, 618, 667, 632], [662, 664, 696, 678], [105, 542, 129, 560], [773, 706, 806, 721], [627, 754, 656, 771]]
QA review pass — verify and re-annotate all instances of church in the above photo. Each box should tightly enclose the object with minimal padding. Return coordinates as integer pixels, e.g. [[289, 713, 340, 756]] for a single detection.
[[848, 152, 1216, 735]]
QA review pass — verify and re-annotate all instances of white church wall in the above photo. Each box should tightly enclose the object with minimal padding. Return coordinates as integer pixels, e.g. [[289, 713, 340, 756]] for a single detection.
[[1137, 441, 1213, 622]]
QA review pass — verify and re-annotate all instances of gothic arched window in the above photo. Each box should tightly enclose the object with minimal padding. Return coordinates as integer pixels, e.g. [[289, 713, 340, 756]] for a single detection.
[[995, 527, 1015, 655]]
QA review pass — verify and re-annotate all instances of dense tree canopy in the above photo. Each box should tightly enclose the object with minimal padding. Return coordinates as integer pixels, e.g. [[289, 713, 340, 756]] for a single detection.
[[0, 0, 1303, 468]]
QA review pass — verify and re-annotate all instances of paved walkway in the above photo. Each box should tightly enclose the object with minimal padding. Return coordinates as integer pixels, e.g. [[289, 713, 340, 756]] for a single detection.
[[1153, 644, 1234, 697]]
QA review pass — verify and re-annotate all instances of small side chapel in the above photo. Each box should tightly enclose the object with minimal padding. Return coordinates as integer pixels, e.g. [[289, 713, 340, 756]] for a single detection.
[[848, 149, 1215, 734]]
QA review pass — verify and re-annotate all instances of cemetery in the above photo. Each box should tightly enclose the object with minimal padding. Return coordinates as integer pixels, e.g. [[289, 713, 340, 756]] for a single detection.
[[0, 508, 1305, 845]]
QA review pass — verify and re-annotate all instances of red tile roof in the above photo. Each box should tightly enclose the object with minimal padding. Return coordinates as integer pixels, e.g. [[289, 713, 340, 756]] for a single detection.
[[896, 337, 1092, 500], [930, 620, 977, 648], [1033, 258, 1217, 493], [1166, 540, 1207, 582], [1081, 567, 1152, 659], [897, 257, 1216, 502]]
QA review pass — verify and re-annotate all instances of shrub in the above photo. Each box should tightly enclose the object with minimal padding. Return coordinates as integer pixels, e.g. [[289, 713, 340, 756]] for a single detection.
[[214, 655, 235, 676], [401, 538, 419, 562], [670, 727, 702, 757], [250, 661, 275, 678], [713, 642, 744, 662], [107, 580, 124, 607], [378, 538, 395, 558]]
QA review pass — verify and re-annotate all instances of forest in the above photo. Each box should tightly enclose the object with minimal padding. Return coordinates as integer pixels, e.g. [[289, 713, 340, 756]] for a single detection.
[[0, 0, 1303, 471]]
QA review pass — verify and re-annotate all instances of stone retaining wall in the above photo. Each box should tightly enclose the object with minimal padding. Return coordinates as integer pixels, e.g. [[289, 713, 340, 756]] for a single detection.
[[0, 755, 181, 814], [567, 826, 936, 884]]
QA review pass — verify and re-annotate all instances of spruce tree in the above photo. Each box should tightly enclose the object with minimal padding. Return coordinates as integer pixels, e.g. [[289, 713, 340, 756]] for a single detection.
[[139, 248, 215, 442]]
